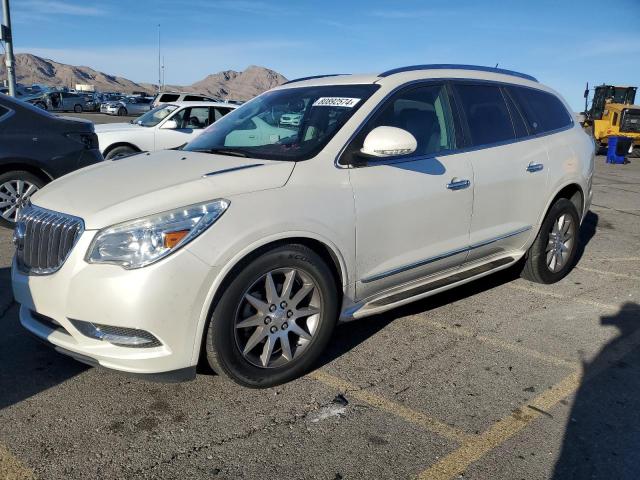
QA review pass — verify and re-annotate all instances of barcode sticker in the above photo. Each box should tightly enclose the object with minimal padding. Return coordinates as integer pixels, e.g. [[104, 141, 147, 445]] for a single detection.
[[312, 97, 361, 108]]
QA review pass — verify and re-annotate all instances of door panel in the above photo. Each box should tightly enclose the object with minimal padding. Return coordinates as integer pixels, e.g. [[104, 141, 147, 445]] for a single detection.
[[465, 139, 548, 262], [345, 83, 473, 301], [351, 154, 473, 300], [452, 82, 548, 262]]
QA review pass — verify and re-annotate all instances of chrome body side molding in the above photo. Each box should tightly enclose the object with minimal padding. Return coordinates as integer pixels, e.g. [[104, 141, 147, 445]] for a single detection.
[[361, 226, 531, 284]]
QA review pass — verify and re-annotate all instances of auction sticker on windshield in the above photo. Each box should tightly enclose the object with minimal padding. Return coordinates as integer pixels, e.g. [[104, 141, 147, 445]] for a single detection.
[[312, 97, 361, 108]]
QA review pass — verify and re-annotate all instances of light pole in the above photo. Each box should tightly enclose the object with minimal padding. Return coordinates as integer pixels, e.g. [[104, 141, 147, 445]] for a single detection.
[[157, 23, 161, 94], [1, 0, 16, 96]]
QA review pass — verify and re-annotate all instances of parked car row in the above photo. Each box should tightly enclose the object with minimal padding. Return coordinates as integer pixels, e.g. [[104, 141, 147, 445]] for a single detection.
[[7, 65, 595, 388], [96, 101, 236, 158]]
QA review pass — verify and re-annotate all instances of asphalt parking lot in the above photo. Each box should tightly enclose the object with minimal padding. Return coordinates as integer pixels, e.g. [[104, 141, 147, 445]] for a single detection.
[[0, 154, 639, 480]]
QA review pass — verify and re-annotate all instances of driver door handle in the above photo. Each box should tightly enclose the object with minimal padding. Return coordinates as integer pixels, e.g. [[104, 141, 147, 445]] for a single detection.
[[446, 178, 471, 191], [526, 162, 544, 173]]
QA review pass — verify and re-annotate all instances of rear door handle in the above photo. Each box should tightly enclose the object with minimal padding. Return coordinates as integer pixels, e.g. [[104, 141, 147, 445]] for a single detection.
[[446, 179, 471, 190], [526, 163, 544, 173]]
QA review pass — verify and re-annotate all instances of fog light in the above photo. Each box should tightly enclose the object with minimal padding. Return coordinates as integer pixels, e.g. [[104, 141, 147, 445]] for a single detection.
[[69, 319, 161, 348]]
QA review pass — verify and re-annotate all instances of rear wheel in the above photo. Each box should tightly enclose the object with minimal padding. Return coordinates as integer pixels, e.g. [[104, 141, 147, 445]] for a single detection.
[[521, 198, 580, 284], [0, 171, 45, 227], [629, 144, 640, 158], [205, 244, 339, 387]]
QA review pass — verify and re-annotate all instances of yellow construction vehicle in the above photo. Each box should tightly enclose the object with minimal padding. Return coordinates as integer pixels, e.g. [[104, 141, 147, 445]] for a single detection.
[[583, 84, 639, 157]]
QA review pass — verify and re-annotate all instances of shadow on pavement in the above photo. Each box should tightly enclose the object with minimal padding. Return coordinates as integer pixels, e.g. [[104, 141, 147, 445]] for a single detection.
[[553, 302, 640, 479], [576, 210, 598, 264], [0, 267, 87, 410]]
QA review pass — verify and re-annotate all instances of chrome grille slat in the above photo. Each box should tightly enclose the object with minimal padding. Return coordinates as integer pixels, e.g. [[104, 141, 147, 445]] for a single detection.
[[16, 204, 84, 275]]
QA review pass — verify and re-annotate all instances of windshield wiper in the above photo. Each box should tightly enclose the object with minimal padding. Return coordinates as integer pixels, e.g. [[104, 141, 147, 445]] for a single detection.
[[190, 148, 248, 158]]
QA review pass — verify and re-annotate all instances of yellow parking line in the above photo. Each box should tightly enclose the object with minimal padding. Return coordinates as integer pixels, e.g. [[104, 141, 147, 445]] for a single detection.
[[576, 266, 640, 282], [412, 318, 577, 369], [417, 316, 640, 480], [416, 371, 580, 480], [309, 370, 472, 444], [0, 444, 34, 480], [507, 283, 625, 311]]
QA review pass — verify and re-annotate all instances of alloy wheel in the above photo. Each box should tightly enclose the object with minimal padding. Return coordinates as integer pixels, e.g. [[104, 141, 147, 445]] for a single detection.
[[234, 268, 322, 368], [546, 213, 575, 273], [0, 179, 39, 223]]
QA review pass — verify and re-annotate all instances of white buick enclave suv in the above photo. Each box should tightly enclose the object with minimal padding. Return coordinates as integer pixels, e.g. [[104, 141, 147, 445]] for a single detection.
[[12, 65, 594, 387]]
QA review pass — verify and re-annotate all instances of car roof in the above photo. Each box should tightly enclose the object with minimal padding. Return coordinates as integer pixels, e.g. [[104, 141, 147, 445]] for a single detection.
[[274, 65, 542, 90], [169, 101, 238, 108]]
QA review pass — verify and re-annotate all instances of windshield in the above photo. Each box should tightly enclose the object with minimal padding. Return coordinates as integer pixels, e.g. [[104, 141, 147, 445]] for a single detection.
[[134, 104, 179, 127], [183, 84, 379, 161]]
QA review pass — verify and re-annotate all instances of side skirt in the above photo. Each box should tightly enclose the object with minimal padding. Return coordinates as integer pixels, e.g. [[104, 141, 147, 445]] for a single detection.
[[340, 255, 517, 321]]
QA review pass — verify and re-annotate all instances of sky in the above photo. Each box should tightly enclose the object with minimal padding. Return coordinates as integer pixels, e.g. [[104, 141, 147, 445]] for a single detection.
[[3, 0, 640, 110]]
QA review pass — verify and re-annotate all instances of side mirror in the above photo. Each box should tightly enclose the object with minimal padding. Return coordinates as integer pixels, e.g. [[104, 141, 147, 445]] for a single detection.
[[360, 126, 417, 158], [161, 119, 179, 129]]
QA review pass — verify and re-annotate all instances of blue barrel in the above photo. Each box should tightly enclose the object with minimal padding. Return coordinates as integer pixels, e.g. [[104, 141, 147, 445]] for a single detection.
[[607, 137, 627, 164]]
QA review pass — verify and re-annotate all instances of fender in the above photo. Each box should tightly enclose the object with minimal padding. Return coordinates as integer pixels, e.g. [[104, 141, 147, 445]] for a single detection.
[[188, 229, 352, 365], [536, 179, 586, 229]]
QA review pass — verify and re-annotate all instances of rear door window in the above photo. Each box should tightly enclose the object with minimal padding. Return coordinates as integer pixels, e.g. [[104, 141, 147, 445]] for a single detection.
[[184, 95, 204, 101], [160, 94, 180, 103], [213, 107, 232, 121], [509, 86, 572, 134], [453, 84, 515, 147]]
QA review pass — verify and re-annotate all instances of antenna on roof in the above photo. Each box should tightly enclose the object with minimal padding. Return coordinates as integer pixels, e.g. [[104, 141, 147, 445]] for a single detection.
[[495, 63, 499, 68]]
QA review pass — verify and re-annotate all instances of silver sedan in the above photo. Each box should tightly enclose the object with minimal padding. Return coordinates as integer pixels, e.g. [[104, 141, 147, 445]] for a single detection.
[[100, 97, 153, 116]]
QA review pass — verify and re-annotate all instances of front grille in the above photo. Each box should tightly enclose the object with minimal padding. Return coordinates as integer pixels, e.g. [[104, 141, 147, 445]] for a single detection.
[[620, 109, 640, 133], [16, 204, 84, 275]]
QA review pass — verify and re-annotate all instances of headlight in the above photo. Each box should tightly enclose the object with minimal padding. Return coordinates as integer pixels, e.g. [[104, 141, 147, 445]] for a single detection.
[[86, 199, 229, 269]]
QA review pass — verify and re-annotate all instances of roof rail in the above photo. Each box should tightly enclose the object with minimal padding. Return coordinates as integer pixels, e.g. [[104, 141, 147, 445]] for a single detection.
[[283, 74, 350, 85], [378, 64, 538, 82]]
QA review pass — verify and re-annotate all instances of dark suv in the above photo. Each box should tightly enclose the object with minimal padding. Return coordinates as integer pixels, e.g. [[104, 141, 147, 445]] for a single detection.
[[0, 93, 103, 227]]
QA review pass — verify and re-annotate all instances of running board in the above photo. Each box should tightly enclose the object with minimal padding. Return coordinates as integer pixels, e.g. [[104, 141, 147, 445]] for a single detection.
[[369, 257, 514, 307], [340, 256, 517, 321]]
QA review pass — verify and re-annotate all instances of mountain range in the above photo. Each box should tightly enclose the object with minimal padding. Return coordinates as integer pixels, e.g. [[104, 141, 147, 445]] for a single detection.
[[0, 53, 287, 100]]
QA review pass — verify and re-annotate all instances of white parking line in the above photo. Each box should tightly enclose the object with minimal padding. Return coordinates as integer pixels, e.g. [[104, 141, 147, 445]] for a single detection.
[[576, 266, 640, 282]]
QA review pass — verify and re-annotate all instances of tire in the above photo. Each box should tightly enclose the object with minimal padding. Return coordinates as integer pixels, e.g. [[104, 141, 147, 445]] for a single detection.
[[104, 145, 137, 160], [118, 107, 127, 116], [629, 144, 640, 158], [0, 171, 45, 228], [205, 244, 339, 388], [73, 104, 83, 113], [521, 198, 580, 284]]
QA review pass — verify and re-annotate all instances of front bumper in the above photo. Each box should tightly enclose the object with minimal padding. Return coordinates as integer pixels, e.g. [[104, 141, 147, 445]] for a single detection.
[[12, 231, 218, 377], [100, 106, 119, 115]]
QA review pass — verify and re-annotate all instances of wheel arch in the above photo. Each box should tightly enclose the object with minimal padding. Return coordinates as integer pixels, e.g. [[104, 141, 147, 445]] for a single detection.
[[103, 142, 142, 158], [190, 233, 349, 365], [539, 182, 585, 225], [0, 160, 53, 183]]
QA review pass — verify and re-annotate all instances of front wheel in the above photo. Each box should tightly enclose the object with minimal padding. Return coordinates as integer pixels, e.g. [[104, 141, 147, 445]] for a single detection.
[[205, 244, 339, 387], [0, 171, 45, 227], [521, 198, 580, 284], [73, 104, 83, 113], [118, 107, 127, 116]]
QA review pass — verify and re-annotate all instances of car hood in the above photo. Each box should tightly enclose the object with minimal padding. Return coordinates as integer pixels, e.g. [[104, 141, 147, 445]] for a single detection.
[[31, 150, 295, 229]]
